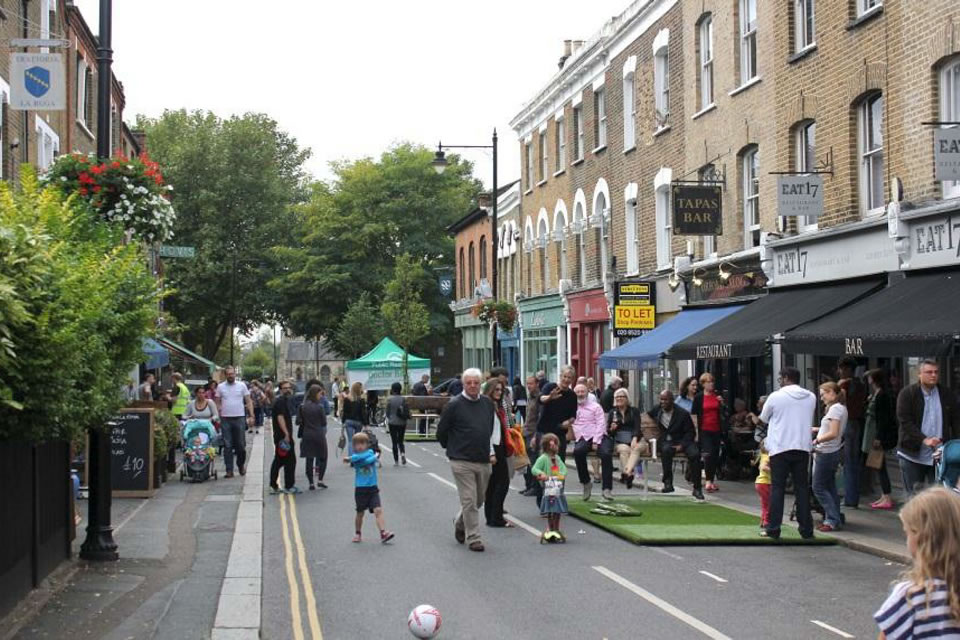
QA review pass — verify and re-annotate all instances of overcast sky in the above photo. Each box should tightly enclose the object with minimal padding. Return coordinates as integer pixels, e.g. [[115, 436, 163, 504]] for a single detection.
[[72, 0, 628, 189]]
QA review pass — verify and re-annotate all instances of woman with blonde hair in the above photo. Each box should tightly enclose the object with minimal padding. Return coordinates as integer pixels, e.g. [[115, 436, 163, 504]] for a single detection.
[[812, 381, 847, 532], [341, 381, 367, 455], [691, 372, 727, 493], [875, 487, 960, 638]]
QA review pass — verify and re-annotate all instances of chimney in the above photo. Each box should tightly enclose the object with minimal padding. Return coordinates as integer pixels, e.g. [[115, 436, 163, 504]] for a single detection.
[[558, 39, 573, 70], [572, 40, 585, 53], [478, 192, 492, 209]]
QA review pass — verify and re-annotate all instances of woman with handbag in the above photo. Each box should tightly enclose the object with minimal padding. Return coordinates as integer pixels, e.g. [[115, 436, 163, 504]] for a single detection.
[[483, 379, 513, 528], [864, 369, 898, 510], [341, 382, 367, 456]]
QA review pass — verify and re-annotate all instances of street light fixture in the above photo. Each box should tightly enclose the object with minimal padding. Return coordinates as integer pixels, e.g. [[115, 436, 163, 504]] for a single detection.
[[432, 132, 500, 365]]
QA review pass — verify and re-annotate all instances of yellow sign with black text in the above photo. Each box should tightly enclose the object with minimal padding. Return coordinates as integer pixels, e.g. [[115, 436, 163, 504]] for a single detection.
[[614, 305, 655, 330]]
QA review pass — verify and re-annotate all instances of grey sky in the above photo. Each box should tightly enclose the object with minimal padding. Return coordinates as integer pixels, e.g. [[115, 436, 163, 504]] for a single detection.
[[72, 0, 628, 189]]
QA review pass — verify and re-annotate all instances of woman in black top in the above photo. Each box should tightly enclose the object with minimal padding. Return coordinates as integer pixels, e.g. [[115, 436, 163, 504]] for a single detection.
[[341, 382, 367, 455], [385, 382, 410, 466], [513, 376, 527, 422], [865, 369, 898, 510], [299, 384, 328, 490], [608, 389, 643, 488]]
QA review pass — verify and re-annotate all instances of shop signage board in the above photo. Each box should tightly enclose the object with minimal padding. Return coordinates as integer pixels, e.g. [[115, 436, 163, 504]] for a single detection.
[[613, 280, 656, 337], [906, 212, 960, 270], [107, 408, 155, 498], [672, 185, 723, 235], [686, 270, 768, 304], [520, 299, 566, 329], [777, 175, 823, 219], [934, 128, 960, 182], [10, 53, 64, 110], [770, 225, 897, 287]]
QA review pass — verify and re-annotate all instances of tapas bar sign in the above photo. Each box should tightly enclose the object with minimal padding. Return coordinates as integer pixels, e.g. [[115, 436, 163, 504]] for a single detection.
[[672, 185, 723, 235]]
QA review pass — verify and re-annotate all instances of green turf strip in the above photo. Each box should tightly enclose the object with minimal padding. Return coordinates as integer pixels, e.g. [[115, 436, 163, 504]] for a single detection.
[[403, 433, 437, 442], [567, 496, 837, 546]]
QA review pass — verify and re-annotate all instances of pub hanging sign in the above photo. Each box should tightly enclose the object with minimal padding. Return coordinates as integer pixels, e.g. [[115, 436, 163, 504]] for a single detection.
[[672, 184, 723, 235]]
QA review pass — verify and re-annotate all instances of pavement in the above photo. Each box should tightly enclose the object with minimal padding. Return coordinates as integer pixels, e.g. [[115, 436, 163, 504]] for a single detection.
[[5, 420, 913, 639]]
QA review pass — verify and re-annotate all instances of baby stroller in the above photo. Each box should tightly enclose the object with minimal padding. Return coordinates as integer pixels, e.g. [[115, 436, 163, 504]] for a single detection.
[[180, 419, 220, 482], [936, 440, 960, 490]]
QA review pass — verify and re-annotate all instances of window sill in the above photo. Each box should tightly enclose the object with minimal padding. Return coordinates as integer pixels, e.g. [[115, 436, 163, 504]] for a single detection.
[[76, 120, 94, 140], [654, 125, 672, 138], [692, 104, 716, 120], [847, 5, 883, 30], [623, 145, 636, 155], [729, 76, 762, 97], [536, 179, 548, 188], [524, 188, 533, 196], [571, 158, 584, 167], [862, 207, 885, 219], [788, 44, 817, 64], [553, 168, 565, 178], [592, 144, 607, 155]]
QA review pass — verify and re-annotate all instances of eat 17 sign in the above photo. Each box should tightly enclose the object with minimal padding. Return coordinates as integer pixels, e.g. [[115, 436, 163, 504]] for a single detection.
[[777, 175, 823, 219]]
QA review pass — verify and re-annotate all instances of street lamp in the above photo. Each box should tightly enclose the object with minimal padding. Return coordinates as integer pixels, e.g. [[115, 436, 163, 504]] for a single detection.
[[432, 131, 500, 366]]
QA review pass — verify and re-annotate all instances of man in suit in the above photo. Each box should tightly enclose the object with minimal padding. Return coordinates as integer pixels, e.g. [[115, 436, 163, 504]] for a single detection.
[[648, 389, 704, 501], [897, 359, 960, 496]]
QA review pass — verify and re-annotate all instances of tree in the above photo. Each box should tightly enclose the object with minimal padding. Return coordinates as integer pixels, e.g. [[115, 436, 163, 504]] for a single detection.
[[382, 254, 430, 393], [330, 292, 384, 359], [138, 110, 311, 360], [240, 347, 272, 381]]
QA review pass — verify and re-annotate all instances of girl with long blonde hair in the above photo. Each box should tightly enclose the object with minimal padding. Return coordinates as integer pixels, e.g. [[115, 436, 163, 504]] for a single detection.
[[875, 487, 960, 638], [341, 381, 367, 455]]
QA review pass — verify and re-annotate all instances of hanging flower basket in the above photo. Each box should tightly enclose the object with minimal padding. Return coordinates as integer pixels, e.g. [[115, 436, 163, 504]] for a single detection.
[[471, 300, 517, 333], [42, 152, 177, 243]]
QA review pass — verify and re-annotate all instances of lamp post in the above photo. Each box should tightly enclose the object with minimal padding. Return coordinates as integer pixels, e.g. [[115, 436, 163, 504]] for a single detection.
[[81, 0, 118, 562], [432, 130, 499, 366]]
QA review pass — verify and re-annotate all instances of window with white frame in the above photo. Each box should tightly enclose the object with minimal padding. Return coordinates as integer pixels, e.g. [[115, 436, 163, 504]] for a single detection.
[[556, 117, 565, 171], [525, 141, 533, 189], [594, 89, 607, 148], [0, 79, 8, 180], [77, 56, 88, 126], [742, 148, 760, 248], [739, 0, 757, 84], [573, 105, 584, 161], [593, 192, 606, 280], [539, 130, 547, 182], [698, 16, 714, 110], [575, 202, 586, 285], [699, 164, 717, 256], [625, 196, 638, 273], [941, 60, 960, 199], [795, 121, 818, 230], [654, 46, 670, 127], [655, 183, 672, 270], [40, 0, 50, 40], [554, 224, 566, 284], [795, 0, 815, 52], [35, 116, 59, 171], [857, 0, 882, 17], [858, 93, 885, 215], [538, 218, 550, 291], [623, 70, 636, 150]]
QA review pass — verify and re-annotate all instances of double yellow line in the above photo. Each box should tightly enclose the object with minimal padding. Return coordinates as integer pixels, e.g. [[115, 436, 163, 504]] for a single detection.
[[279, 492, 323, 640]]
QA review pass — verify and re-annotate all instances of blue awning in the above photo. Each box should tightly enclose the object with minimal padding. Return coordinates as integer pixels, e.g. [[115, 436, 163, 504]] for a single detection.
[[598, 305, 747, 370], [142, 337, 169, 370]]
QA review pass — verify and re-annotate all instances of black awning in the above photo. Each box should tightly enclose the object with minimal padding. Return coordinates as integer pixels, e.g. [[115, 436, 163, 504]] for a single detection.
[[782, 271, 960, 357], [666, 279, 883, 360]]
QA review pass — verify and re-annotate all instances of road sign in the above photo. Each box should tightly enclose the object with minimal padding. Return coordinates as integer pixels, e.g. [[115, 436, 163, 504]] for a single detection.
[[10, 52, 64, 110], [158, 245, 196, 259]]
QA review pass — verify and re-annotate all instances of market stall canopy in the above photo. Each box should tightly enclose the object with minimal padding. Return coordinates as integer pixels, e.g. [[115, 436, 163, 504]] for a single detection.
[[156, 337, 218, 376], [782, 272, 960, 357], [345, 338, 431, 391], [598, 305, 746, 370], [142, 337, 169, 370], [666, 279, 883, 360]]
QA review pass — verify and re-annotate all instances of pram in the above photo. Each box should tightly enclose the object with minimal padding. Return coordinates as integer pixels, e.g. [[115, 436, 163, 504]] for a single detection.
[[180, 419, 220, 482], [936, 440, 960, 489]]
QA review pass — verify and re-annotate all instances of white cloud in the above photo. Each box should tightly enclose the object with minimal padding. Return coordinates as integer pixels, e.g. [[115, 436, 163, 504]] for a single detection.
[[73, 0, 628, 188]]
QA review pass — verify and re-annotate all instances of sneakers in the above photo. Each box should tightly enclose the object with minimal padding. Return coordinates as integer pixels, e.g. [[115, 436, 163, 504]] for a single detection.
[[454, 519, 465, 544], [225, 471, 235, 478], [284, 486, 303, 495], [317, 481, 328, 489], [661, 483, 675, 494], [269, 486, 281, 495], [602, 489, 614, 501], [582, 483, 593, 501], [380, 530, 395, 544], [692, 487, 705, 501], [469, 541, 485, 552], [401, 454, 407, 466], [817, 523, 837, 532], [309, 484, 316, 491], [352, 533, 362, 543]]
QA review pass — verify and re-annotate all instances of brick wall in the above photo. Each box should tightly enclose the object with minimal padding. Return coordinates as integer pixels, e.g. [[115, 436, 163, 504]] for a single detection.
[[452, 212, 495, 302]]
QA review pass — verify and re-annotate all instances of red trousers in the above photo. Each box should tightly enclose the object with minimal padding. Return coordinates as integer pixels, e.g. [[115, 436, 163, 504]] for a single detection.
[[755, 482, 771, 527]]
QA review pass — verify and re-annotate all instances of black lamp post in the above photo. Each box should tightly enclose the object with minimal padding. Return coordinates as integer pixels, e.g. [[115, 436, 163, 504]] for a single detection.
[[81, 0, 118, 562], [432, 130, 499, 365]]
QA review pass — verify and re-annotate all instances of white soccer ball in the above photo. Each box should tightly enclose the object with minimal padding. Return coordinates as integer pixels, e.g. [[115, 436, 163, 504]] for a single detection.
[[407, 604, 442, 638]]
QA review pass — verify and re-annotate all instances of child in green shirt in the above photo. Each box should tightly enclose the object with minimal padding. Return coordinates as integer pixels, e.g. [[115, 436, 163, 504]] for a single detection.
[[532, 433, 569, 543]]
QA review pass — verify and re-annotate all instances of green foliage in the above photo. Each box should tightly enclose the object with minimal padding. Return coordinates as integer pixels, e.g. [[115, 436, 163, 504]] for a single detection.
[[330, 292, 385, 359], [382, 254, 430, 392], [154, 409, 179, 460], [137, 110, 311, 359], [0, 172, 159, 443], [240, 345, 274, 381]]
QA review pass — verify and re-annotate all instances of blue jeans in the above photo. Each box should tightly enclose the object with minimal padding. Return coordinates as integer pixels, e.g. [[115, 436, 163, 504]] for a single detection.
[[813, 449, 843, 528], [221, 417, 247, 473], [344, 419, 361, 456], [899, 455, 936, 497], [842, 419, 862, 507]]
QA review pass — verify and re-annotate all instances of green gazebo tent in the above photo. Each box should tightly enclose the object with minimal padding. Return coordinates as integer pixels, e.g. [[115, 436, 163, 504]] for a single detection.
[[345, 338, 430, 391]]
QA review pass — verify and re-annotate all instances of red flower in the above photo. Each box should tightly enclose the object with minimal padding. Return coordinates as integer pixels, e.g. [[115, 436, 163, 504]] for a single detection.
[[90, 165, 104, 175], [78, 187, 88, 195], [111, 161, 121, 169], [92, 185, 102, 193]]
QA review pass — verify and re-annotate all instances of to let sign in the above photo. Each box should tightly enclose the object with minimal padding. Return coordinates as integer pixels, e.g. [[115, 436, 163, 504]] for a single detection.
[[777, 175, 823, 219], [934, 128, 960, 181], [613, 280, 656, 337], [672, 185, 723, 235]]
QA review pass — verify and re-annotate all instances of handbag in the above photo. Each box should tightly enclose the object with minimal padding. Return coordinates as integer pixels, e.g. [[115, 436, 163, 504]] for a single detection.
[[512, 452, 530, 471], [865, 445, 885, 470], [337, 428, 346, 451], [543, 477, 563, 497], [276, 440, 291, 458], [505, 426, 526, 458]]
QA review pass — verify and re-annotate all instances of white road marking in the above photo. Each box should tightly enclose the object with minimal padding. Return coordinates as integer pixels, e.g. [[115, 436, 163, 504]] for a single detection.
[[377, 444, 422, 468], [592, 566, 733, 640], [427, 472, 458, 491], [505, 515, 542, 537], [645, 546, 684, 561], [811, 620, 855, 638], [698, 571, 728, 583]]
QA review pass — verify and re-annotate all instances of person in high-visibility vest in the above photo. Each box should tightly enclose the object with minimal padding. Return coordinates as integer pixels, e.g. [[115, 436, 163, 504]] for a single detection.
[[172, 372, 190, 419]]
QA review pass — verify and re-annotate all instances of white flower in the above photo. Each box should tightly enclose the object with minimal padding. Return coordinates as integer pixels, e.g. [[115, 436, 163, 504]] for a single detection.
[[60, 176, 67, 182]]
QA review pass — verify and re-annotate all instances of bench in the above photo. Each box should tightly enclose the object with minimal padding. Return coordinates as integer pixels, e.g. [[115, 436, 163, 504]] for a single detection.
[[567, 445, 688, 493]]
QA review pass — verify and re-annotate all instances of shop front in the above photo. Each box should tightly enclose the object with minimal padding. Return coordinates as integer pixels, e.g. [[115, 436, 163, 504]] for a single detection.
[[567, 288, 610, 385], [455, 308, 492, 373], [498, 325, 521, 384], [518, 294, 566, 381]]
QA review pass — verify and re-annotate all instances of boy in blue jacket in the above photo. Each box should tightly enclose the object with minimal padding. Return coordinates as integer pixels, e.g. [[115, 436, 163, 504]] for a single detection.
[[344, 432, 394, 543]]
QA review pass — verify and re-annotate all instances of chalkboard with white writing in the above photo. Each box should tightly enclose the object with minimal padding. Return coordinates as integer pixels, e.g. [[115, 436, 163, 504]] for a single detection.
[[109, 408, 155, 497]]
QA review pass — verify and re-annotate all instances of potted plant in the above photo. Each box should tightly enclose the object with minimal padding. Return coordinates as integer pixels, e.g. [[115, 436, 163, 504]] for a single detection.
[[471, 300, 517, 333]]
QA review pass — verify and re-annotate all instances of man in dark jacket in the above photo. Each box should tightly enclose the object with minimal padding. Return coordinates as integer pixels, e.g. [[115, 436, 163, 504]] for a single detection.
[[437, 368, 495, 552], [599, 376, 623, 414], [648, 390, 704, 500], [897, 359, 960, 496]]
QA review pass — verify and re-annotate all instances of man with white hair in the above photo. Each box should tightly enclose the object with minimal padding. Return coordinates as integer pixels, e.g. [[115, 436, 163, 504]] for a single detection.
[[600, 376, 624, 414], [437, 368, 496, 552], [572, 383, 613, 501]]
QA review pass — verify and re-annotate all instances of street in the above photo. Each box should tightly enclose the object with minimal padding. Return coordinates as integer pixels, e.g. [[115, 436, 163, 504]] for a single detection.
[[260, 419, 900, 640]]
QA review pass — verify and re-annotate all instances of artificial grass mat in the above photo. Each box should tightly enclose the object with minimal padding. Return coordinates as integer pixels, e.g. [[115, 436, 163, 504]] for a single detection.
[[567, 496, 837, 546], [403, 432, 437, 442]]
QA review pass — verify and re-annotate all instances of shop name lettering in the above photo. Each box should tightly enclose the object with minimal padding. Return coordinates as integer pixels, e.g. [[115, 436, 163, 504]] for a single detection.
[[845, 337, 864, 356], [696, 343, 732, 358], [677, 198, 719, 223], [780, 181, 819, 197], [776, 247, 808, 278], [914, 215, 960, 258], [526, 312, 547, 327]]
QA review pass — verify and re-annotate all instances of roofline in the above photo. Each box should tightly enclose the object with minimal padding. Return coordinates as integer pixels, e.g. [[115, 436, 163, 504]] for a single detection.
[[446, 207, 488, 236]]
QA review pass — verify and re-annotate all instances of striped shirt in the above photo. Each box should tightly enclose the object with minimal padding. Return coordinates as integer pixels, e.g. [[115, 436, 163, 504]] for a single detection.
[[875, 580, 960, 639]]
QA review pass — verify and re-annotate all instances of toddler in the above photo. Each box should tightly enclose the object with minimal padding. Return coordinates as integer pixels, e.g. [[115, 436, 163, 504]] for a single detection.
[[531, 433, 568, 543], [344, 432, 394, 544]]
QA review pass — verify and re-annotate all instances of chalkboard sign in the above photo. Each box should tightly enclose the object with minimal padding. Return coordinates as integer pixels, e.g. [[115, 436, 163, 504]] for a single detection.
[[109, 408, 155, 497]]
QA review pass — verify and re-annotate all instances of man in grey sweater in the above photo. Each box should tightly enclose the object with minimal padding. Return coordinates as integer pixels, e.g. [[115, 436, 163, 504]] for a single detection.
[[437, 367, 496, 552]]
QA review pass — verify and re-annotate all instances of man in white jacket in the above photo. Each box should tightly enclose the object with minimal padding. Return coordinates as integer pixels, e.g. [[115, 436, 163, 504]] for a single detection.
[[758, 366, 817, 539]]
